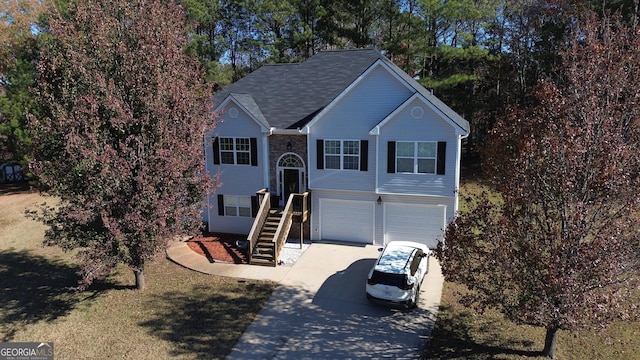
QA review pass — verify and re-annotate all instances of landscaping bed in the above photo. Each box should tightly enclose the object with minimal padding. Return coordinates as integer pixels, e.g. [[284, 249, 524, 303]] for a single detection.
[[186, 233, 248, 264]]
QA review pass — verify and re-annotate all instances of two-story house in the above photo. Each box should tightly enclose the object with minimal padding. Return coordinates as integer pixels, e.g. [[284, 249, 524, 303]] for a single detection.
[[204, 49, 469, 266]]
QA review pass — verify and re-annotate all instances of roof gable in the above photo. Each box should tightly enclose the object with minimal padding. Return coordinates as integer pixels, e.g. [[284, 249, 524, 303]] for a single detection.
[[369, 93, 469, 136], [302, 59, 414, 132], [218, 94, 270, 132], [376, 57, 470, 134]]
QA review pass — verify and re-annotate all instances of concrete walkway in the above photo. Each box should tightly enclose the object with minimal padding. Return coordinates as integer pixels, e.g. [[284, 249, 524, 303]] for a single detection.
[[167, 240, 294, 282], [166, 240, 445, 359]]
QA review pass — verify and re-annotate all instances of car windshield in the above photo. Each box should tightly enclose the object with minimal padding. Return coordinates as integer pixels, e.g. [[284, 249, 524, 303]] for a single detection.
[[369, 270, 407, 287], [375, 246, 415, 274]]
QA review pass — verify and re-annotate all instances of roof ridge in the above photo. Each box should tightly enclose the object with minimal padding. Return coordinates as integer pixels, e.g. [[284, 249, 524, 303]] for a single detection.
[[317, 47, 379, 53]]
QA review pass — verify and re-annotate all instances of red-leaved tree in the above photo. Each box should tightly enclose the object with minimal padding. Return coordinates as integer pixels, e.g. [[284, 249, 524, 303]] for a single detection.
[[437, 11, 640, 359], [28, 0, 217, 290]]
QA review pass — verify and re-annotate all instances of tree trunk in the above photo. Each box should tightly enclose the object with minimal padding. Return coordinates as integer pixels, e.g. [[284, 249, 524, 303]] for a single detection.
[[542, 326, 559, 359], [134, 267, 146, 290]]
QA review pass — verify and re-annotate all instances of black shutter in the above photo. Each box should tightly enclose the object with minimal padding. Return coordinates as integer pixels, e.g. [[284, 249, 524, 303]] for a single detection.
[[316, 139, 324, 169], [217, 195, 225, 216], [387, 141, 396, 173], [251, 196, 258, 217], [212, 137, 220, 165], [250, 138, 258, 166], [437, 141, 446, 175], [360, 140, 368, 171]]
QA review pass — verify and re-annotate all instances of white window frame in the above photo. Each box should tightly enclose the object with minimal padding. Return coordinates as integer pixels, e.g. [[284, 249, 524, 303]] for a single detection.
[[396, 141, 437, 174], [219, 137, 251, 165], [324, 139, 360, 170], [223, 195, 252, 217]]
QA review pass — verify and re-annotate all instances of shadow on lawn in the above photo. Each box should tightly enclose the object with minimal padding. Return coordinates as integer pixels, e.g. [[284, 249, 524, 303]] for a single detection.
[[0, 249, 81, 341], [423, 305, 542, 359], [0, 248, 130, 341], [0, 182, 34, 196], [139, 281, 274, 359]]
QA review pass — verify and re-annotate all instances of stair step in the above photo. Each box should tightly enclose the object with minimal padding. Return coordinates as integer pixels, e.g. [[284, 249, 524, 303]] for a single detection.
[[253, 250, 275, 258], [254, 246, 274, 253], [250, 258, 276, 267]]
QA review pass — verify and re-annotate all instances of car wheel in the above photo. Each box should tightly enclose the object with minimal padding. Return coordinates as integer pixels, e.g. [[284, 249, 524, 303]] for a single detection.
[[410, 286, 420, 309]]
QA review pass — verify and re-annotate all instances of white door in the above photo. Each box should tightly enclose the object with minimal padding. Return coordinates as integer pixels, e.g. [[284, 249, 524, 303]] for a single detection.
[[384, 203, 446, 248], [320, 199, 374, 243]]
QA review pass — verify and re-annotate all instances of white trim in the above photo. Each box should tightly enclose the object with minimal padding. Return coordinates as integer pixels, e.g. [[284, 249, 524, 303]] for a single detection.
[[395, 141, 438, 174], [322, 139, 362, 171], [222, 195, 253, 217], [276, 152, 306, 205], [263, 133, 270, 189], [453, 134, 467, 214], [374, 191, 456, 199], [270, 128, 303, 135], [204, 133, 213, 230]]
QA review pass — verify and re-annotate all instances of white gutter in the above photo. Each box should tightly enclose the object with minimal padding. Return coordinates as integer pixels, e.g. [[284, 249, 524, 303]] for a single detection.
[[270, 127, 303, 135], [453, 133, 470, 215], [262, 132, 270, 189]]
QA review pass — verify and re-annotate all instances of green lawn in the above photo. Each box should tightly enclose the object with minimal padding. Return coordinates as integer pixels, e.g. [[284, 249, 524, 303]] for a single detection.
[[0, 189, 275, 359]]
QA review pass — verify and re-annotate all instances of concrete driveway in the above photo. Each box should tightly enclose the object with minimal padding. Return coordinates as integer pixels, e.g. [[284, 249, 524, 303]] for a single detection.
[[226, 242, 444, 359]]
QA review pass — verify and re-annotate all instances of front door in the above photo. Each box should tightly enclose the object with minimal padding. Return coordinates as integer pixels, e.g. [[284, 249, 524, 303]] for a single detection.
[[283, 169, 299, 204]]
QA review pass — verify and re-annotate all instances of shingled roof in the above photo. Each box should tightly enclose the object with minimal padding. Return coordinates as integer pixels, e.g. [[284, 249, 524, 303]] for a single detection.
[[213, 48, 470, 133]]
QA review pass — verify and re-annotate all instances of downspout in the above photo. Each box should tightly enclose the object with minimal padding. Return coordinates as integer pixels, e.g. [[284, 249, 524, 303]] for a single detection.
[[264, 128, 272, 190], [204, 132, 212, 231], [371, 128, 380, 194], [453, 132, 469, 215]]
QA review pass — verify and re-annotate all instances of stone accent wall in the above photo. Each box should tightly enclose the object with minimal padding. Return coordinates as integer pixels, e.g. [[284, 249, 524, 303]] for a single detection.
[[268, 134, 308, 192], [268, 134, 310, 240]]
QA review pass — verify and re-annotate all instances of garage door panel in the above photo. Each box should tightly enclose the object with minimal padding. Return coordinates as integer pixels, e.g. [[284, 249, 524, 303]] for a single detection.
[[384, 203, 445, 248], [320, 200, 374, 243]]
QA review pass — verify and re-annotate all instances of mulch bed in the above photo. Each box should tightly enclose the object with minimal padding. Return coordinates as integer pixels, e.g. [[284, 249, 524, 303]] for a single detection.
[[186, 233, 248, 264]]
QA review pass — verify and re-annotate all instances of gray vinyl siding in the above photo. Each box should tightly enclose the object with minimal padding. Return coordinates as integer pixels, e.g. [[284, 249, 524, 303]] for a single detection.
[[309, 66, 412, 192], [377, 98, 459, 197], [205, 104, 267, 234]]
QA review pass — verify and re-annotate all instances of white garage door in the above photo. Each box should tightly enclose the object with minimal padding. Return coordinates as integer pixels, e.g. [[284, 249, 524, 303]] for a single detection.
[[320, 199, 374, 243], [384, 203, 446, 248]]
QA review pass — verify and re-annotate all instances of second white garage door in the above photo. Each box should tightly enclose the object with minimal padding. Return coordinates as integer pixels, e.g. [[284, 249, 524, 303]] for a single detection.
[[384, 203, 446, 248], [320, 199, 374, 243]]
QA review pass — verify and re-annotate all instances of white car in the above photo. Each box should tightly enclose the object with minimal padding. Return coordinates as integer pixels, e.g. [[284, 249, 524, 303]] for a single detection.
[[366, 241, 429, 309]]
